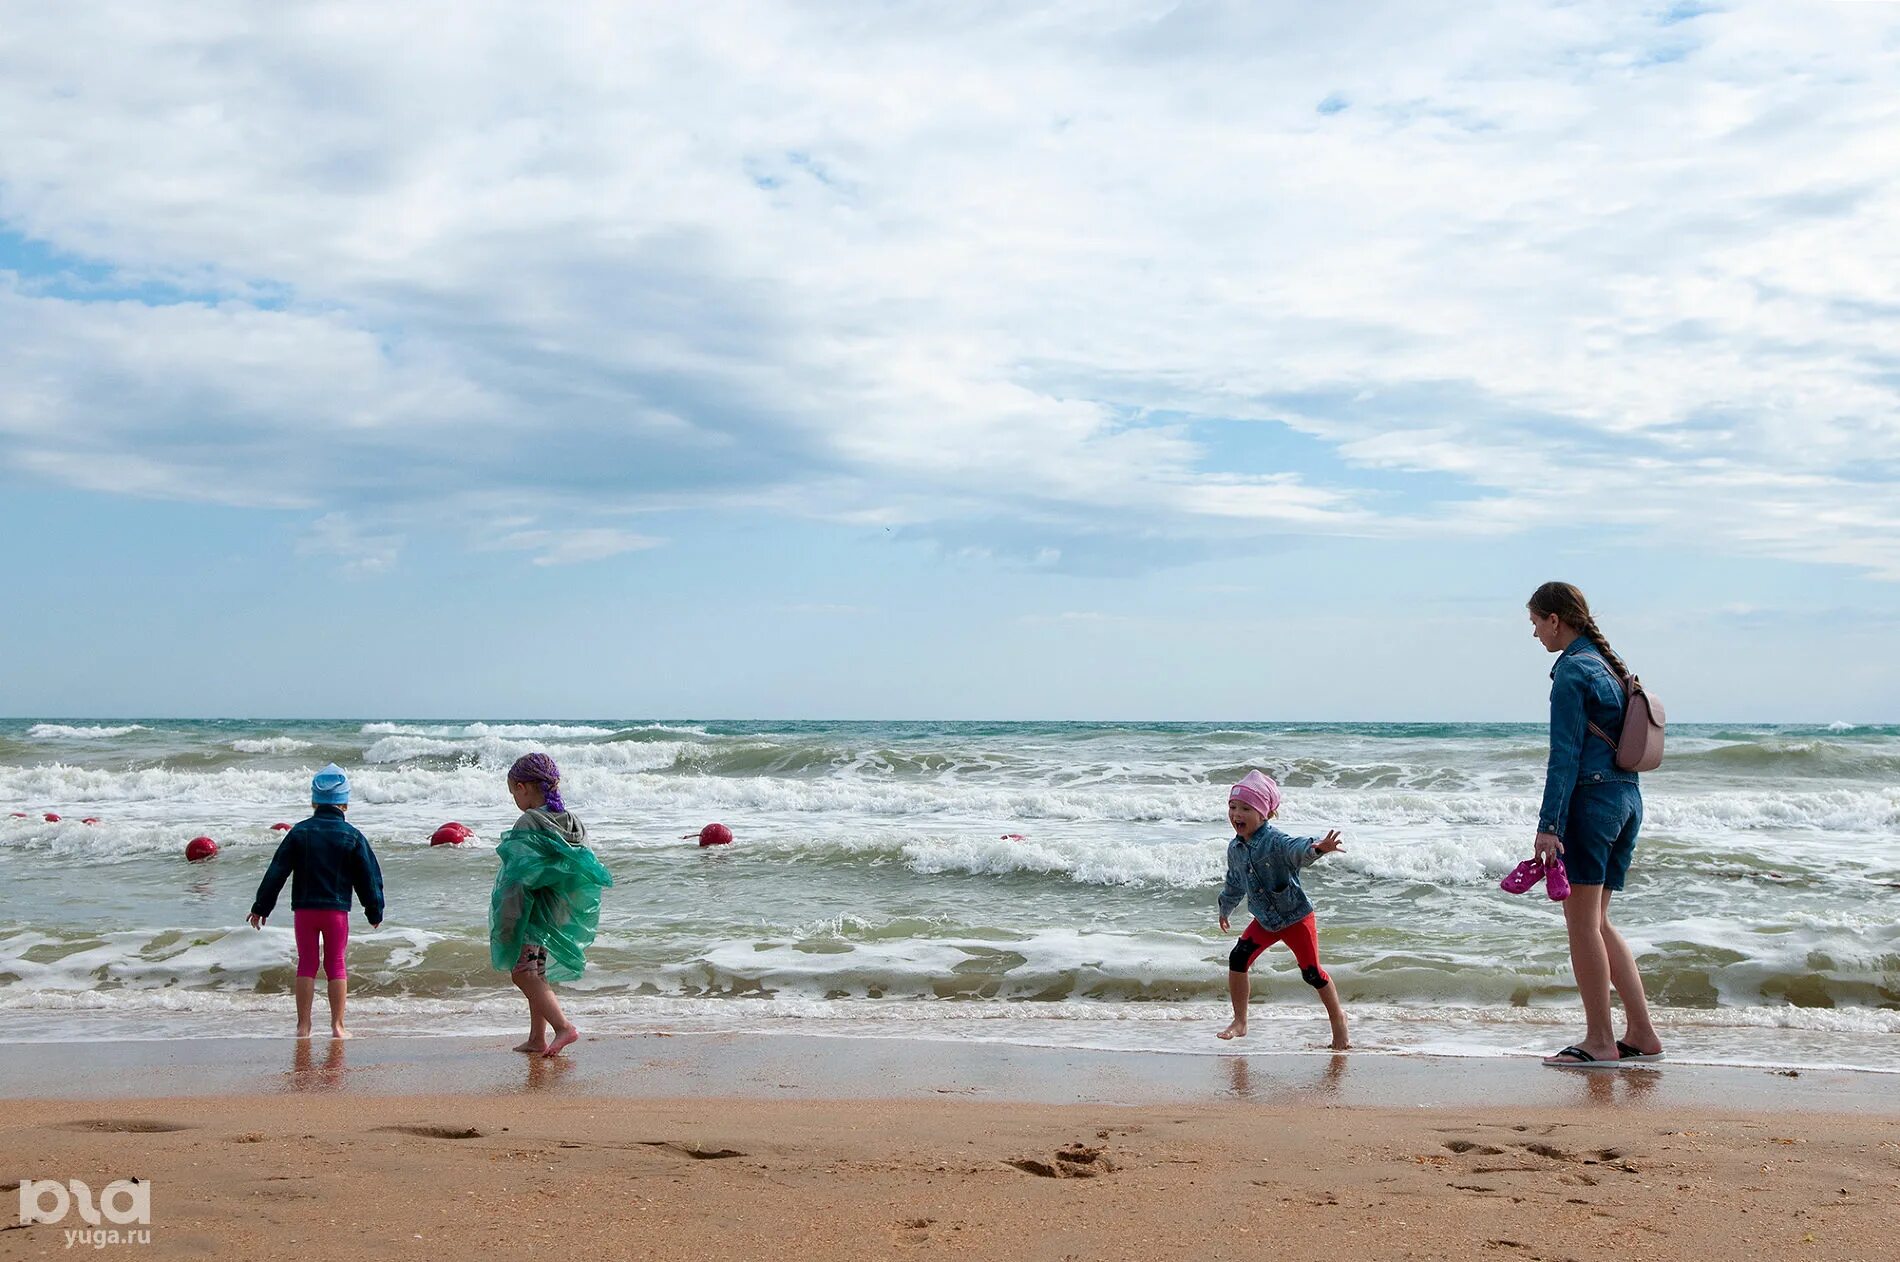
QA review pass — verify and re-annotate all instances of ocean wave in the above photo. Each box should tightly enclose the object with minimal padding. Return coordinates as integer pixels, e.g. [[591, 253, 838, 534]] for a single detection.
[[25, 724, 149, 740], [1664, 739, 1900, 780], [0, 919, 1891, 1018], [359, 722, 623, 739], [5, 758, 1898, 837], [230, 737, 314, 754], [362, 734, 696, 770], [2, 989, 1893, 1072]]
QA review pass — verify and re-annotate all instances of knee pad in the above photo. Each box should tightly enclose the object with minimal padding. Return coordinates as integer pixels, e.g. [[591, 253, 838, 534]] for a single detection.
[[1228, 940, 1256, 973], [1300, 965, 1329, 989]]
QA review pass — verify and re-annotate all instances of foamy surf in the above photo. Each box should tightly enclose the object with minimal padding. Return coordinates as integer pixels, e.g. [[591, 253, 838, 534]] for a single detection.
[[2, 717, 1896, 1070]]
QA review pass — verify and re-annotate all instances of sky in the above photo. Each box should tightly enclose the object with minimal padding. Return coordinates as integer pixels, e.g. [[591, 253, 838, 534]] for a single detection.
[[2, 1, 1898, 722]]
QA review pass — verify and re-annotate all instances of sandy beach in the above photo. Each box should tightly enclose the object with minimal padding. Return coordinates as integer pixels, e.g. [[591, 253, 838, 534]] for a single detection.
[[5, 1034, 1896, 1260]]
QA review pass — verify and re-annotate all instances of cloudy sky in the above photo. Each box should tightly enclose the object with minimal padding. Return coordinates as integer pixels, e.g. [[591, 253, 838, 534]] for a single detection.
[[2, 1, 1897, 720]]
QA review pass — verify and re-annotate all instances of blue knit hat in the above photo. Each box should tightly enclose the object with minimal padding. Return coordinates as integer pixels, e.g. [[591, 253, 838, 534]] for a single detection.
[[311, 763, 350, 805]]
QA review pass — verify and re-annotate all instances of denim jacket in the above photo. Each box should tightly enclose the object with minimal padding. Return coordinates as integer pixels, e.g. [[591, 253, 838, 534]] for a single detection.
[[1537, 637, 1639, 838], [1218, 822, 1324, 932], [250, 805, 386, 922]]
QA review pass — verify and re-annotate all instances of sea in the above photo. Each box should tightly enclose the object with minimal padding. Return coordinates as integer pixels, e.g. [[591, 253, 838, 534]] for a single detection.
[[1, 719, 1895, 1071]]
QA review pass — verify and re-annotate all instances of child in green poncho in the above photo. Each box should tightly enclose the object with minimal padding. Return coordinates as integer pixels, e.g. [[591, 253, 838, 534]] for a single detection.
[[490, 753, 613, 1057]]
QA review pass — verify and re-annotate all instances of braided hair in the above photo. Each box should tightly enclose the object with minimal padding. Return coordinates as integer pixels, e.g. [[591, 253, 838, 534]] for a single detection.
[[1527, 581, 1632, 681]]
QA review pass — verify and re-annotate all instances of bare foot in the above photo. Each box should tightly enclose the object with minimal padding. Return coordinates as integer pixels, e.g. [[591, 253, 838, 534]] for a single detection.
[[1217, 1020, 1247, 1041], [542, 1025, 579, 1057], [330, 1028, 351, 1041], [294, 1028, 312, 1040], [1327, 1039, 1351, 1051], [513, 1039, 547, 1054]]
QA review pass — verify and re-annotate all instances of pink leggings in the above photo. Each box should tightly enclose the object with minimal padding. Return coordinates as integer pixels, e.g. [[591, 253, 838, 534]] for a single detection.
[[293, 909, 350, 980]]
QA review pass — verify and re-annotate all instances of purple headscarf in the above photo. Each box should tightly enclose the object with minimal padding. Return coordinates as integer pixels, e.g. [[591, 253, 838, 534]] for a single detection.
[[508, 752, 565, 812]]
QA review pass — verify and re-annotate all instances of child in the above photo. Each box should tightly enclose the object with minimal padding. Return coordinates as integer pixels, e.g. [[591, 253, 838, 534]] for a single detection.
[[248, 763, 385, 1040], [489, 753, 613, 1057], [1215, 770, 1350, 1049]]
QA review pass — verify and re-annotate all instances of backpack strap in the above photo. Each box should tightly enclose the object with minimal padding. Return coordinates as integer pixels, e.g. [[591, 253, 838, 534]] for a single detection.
[[1578, 651, 1632, 753]]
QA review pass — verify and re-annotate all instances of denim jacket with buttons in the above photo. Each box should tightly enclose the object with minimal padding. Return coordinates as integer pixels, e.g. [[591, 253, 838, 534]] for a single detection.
[[1218, 822, 1324, 933], [1537, 637, 1639, 838]]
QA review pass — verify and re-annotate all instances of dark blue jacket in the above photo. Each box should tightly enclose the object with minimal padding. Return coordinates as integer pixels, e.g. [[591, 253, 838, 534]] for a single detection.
[[1537, 637, 1639, 838], [250, 806, 385, 922]]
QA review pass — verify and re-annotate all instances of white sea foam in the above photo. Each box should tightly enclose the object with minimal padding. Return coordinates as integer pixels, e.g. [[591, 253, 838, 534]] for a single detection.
[[0, 988, 1894, 1072], [230, 737, 313, 754], [6, 757, 1898, 838], [361, 734, 697, 770], [7, 719, 1898, 1068], [359, 722, 622, 739], [25, 724, 149, 739]]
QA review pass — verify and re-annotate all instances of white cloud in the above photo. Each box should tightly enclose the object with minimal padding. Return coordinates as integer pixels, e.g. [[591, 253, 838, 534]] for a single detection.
[[490, 527, 661, 567], [298, 512, 400, 576], [0, 2, 1896, 574]]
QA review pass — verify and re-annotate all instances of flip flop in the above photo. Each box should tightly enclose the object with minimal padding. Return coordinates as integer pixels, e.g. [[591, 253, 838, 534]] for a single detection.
[[1500, 859, 1545, 894], [1542, 1044, 1619, 1069], [1544, 857, 1571, 901], [1616, 1040, 1664, 1062]]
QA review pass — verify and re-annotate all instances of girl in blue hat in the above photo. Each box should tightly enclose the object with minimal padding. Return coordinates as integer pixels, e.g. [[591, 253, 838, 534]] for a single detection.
[[248, 764, 385, 1039]]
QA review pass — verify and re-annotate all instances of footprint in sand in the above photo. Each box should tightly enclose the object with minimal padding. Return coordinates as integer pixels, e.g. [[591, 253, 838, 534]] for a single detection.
[[888, 1217, 935, 1248], [59, 1119, 195, 1133], [638, 1141, 745, 1160], [1443, 1140, 1507, 1156], [1007, 1142, 1117, 1179], [373, 1125, 485, 1140]]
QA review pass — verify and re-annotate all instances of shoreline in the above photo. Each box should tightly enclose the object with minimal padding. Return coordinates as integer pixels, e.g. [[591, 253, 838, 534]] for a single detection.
[[1, 1028, 1893, 1113]]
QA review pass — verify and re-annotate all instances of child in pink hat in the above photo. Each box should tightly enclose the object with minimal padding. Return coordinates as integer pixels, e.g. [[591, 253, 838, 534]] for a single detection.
[[1216, 770, 1350, 1048]]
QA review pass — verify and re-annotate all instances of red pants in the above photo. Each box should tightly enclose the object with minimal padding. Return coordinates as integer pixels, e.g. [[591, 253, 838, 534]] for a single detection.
[[1230, 913, 1328, 985], [293, 909, 350, 980]]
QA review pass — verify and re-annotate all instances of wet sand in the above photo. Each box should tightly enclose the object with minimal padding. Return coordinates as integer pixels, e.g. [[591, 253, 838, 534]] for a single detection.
[[3, 1034, 1896, 1259]]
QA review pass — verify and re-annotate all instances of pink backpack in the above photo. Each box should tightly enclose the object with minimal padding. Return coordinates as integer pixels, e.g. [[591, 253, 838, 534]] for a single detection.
[[1586, 655, 1665, 772]]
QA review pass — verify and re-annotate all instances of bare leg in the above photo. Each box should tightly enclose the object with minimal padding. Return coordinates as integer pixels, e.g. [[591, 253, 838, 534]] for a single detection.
[[1600, 892, 1661, 1055], [515, 972, 576, 1055], [293, 977, 315, 1039], [326, 978, 350, 1040], [1548, 884, 1620, 1063], [1315, 979, 1350, 1050], [1217, 970, 1249, 1040], [511, 972, 549, 1052]]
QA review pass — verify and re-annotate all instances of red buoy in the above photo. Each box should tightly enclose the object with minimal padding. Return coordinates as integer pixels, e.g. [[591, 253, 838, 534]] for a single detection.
[[185, 836, 219, 862], [82, 817, 100, 825], [690, 822, 733, 848], [1001, 833, 1026, 841], [43, 813, 61, 823], [8, 812, 27, 819], [270, 822, 292, 831], [430, 821, 472, 847]]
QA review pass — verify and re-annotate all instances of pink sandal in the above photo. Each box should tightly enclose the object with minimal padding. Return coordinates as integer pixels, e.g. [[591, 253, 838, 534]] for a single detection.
[[1544, 858, 1571, 901], [1500, 859, 1545, 894]]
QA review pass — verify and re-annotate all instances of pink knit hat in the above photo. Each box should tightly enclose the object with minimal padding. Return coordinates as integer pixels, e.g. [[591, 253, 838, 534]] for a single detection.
[[1228, 770, 1281, 818]]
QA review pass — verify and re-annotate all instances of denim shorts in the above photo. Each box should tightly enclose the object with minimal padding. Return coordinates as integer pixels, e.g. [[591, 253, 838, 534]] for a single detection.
[[1562, 782, 1644, 891]]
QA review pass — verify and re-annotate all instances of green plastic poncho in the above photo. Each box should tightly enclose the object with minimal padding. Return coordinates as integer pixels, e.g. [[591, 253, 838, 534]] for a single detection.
[[488, 826, 614, 982]]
